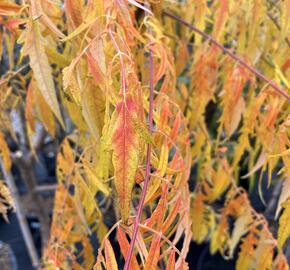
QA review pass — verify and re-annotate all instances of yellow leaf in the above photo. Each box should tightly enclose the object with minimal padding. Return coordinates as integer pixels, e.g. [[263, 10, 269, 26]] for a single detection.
[[24, 18, 64, 127], [157, 141, 169, 178], [81, 82, 105, 141], [278, 199, 290, 250], [83, 159, 110, 196], [191, 195, 215, 243]]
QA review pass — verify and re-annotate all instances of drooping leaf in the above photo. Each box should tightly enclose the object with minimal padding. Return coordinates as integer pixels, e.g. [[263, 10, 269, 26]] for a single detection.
[[144, 234, 161, 270], [112, 97, 139, 221], [24, 18, 64, 126], [278, 199, 290, 250], [104, 239, 118, 270], [117, 226, 140, 270]]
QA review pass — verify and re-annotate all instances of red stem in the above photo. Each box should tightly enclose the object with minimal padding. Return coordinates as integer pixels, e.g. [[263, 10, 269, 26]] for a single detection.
[[124, 27, 154, 270], [163, 10, 290, 101]]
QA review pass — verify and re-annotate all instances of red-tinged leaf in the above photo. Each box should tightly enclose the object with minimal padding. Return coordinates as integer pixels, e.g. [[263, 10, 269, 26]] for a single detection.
[[170, 111, 181, 141], [112, 97, 139, 221], [159, 100, 170, 130], [64, 0, 83, 27], [87, 53, 105, 84], [104, 239, 118, 270], [5, 19, 24, 31], [24, 18, 64, 127], [144, 234, 161, 270], [117, 226, 140, 270], [273, 252, 289, 270], [166, 249, 176, 270]]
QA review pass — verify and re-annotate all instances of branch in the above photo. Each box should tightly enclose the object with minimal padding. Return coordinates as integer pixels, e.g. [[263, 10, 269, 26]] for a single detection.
[[124, 9, 155, 270], [0, 64, 29, 87], [163, 11, 290, 101], [0, 159, 39, 268]]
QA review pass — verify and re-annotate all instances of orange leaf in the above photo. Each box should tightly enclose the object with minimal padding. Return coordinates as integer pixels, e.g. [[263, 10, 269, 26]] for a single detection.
[[166, 249, 175, 270], [0, 2, 21, 16], [0, 132, 11, 171], [144, 234, 161, 270], [104, 239, 118, 270], [117, 226, 140, 270]]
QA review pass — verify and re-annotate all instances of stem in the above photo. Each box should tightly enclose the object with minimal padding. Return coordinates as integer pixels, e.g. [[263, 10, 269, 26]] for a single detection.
[[124, 22, 154, 270], [163, 11, 290, 101]]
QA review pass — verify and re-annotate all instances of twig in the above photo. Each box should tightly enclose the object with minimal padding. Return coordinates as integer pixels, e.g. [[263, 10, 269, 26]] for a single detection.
[[0, 159, 39, 268], [0, 64, 29, 87], [163, 10, 290, 101], [124, 7, 155, 270]]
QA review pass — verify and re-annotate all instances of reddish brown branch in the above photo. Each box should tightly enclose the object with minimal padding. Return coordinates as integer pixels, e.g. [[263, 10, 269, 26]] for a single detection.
[[124, 21, 155, 270], [163, 10, 290, 101]]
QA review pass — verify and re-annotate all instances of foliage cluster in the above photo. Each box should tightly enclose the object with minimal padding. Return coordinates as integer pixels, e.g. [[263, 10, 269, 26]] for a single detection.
[[0, 0, 290, 269]]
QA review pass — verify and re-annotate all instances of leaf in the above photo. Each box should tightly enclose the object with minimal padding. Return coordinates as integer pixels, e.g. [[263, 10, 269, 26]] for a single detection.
[[157, 140, 169, 178], [241, 151, 266, 179], [83, 159, 110, 196], [30, 0, 65, 38], [117, 226, 140, 270], [144, 234, 161, 270], [112, 97, 139, 221], [278, 199, 290, 250], [162, 196, 182, 233], [254, 234, 273, 270], [273, 252, 289, 270], [236, 232, 258, 270], [81, 82, 105, 141], [0, 132, 11, 171], [104, 239, 118, 270], [24, 18, 64, 126], [0, 2, 21, 16], [191, 194, 215, 243], [64, 0, 83, 27], [206, 162, 231, 202], [166, 249, 176, 270], [0, 180, 15, 222], [63, 64, 82, 106], [32, 79, 56, 137], [94, 250, 105, 270], [25, 81, 36, 132], [276, 177, 290, 219], [228, 214, 251, 258]]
